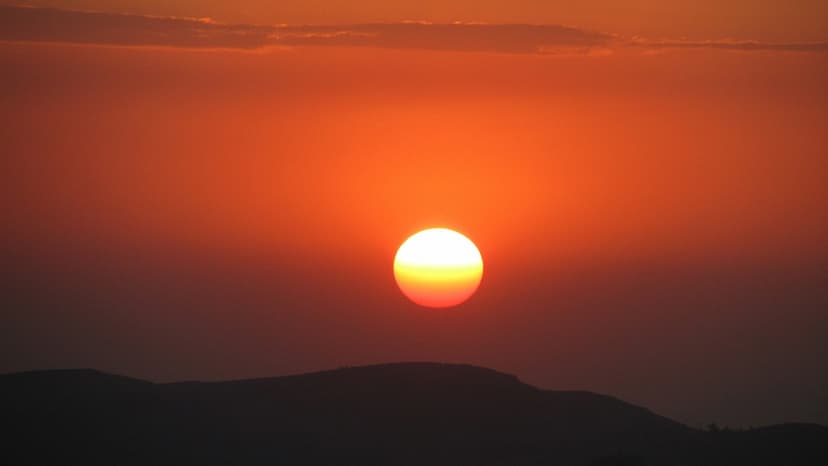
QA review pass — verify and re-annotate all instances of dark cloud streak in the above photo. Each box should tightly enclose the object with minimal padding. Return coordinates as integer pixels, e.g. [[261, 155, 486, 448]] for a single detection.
[[0, 5, 274, 49], [274, 23, 610, 53], [0, 6, 610, 53], [1, 6, 826, 54]]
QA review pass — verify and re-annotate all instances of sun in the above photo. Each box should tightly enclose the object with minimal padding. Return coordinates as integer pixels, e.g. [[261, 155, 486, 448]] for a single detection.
[[393, 228, 483, 308]]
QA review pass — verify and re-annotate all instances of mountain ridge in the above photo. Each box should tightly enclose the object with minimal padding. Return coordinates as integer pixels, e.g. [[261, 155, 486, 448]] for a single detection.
[[1, 362, 825, 465]]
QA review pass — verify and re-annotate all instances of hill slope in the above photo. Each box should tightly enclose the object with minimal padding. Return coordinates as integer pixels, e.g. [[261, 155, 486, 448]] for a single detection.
[[1, 362, 825, 465]]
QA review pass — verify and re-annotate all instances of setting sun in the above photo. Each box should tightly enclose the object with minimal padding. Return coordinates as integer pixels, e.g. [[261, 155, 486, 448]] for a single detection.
[[2, 2, 827, 460], [393, 228, 483, 308]]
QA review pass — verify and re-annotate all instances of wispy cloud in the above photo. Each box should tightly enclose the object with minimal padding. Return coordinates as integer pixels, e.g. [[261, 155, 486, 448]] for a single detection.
[[629, 37, 828, 53], [1, 6, 826, 55], [271, 23, 611, 53]]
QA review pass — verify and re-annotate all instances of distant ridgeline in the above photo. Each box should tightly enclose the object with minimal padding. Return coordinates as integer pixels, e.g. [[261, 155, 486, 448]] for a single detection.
[[1, 363, 826, 465]]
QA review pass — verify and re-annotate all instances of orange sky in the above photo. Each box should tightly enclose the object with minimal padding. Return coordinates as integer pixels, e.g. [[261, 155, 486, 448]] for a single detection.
[[0, 2, 827, 428], [3, 43, 825, 264]]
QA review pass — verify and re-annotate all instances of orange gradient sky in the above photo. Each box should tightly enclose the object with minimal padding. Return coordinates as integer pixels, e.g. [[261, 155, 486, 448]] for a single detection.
[[0, 2, 827, 428]]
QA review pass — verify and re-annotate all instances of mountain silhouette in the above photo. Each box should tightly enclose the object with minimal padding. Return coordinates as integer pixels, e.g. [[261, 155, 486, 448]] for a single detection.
[[1, 362, 825, 465]]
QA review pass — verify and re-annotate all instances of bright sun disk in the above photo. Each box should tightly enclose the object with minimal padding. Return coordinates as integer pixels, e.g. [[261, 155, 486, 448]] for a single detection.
[[393, 228, 483, 308]]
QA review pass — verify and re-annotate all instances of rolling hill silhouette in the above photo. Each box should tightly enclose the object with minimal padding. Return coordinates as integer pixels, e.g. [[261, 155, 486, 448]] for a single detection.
[[1, 362, 825, 465]]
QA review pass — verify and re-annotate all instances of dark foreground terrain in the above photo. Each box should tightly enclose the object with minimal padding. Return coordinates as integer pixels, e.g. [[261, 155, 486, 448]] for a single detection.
[[1, 362, 825, 465]]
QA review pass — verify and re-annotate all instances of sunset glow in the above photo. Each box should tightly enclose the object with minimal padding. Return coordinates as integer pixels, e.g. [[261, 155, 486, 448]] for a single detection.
[[393, 228, 483, 308], [1, 0, 826, 431]]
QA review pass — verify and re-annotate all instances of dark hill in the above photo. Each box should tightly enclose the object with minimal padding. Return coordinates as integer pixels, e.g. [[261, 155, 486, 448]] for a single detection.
[[1, 362, 825, 465]]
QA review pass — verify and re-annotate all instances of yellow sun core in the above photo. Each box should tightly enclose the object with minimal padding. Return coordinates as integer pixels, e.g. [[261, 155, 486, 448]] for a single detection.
[[393, 228, 483, 308]]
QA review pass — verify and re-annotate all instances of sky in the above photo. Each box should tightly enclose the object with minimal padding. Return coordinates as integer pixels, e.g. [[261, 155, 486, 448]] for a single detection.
[[1, 1, 827, 428]]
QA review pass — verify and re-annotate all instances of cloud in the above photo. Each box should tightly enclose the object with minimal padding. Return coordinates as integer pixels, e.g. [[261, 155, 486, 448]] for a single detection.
[[1, 6, 826, 55], [0, 5, 610, 53], [629, 37, 828, 53], [271, 23, 611, 53], [0, 5, 274, 49]]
